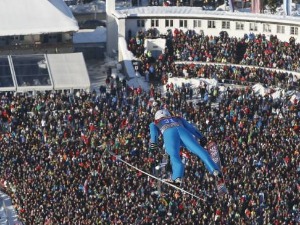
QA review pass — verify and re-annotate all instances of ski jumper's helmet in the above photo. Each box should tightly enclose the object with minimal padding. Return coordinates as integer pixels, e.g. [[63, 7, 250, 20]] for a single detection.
[[155, 109, 171, 120]]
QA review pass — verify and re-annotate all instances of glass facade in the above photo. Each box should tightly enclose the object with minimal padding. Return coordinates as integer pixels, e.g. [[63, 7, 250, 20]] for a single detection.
[[0, 56, 14, 88], [11, 55, 51, 87]]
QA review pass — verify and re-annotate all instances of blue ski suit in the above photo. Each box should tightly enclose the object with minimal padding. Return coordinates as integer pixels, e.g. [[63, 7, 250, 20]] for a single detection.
[[149, 116, 220, 180]]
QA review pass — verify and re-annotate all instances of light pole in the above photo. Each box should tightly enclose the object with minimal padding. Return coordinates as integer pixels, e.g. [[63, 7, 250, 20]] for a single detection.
[[94, 5, 97, 20]]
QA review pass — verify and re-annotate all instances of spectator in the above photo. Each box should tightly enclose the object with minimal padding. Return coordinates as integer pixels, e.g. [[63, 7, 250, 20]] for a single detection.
[[0, 29, 299, 224], [0, 77, 299, 224]]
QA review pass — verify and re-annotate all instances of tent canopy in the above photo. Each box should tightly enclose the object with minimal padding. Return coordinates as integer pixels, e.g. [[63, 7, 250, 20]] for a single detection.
[[47, 53, 91, 90], [0, 0, 78, 36], [0, 53, 90, 92]]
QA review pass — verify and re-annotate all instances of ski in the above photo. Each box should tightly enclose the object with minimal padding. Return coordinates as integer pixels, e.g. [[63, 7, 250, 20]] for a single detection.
[[206, 141, 228, 196], [105, 149, 206, 202]]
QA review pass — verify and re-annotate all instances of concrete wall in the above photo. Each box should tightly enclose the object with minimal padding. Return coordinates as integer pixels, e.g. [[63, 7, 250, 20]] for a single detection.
[[106, 0, 119, 57]]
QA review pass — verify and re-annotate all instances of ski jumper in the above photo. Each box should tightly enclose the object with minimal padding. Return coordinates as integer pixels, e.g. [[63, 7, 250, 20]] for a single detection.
[[149, 114, 221, 180]]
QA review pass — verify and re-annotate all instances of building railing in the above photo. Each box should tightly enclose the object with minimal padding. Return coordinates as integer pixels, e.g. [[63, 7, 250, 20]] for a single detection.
[[0, 42, 74, 55]]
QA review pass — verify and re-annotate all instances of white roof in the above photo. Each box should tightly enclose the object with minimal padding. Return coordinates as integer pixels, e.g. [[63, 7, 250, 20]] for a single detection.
[[0, 0, 78, 36], [73, 27, 107, 44], [115, 6, 300, 25], [47, 53, 90, 90]]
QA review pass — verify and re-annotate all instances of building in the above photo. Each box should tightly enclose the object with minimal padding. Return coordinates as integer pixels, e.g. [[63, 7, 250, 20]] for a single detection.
[[73, 26, 107, 60], [0, 0, 79, 54], [105, 1, 300, 81], [0, 0, 91, 93]]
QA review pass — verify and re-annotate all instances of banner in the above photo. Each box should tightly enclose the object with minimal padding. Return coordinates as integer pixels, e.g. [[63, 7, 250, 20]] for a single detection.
[[251, 0, 262, 13], [283, 0, 292, 16], [228, 0, 235, 12]]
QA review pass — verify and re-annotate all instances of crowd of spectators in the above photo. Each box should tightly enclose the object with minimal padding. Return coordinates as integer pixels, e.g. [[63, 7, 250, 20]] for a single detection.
[[128, 29, 300, 89], [161, 64, 299, 90], [0, 73, 299, 224], [0, 28, 299, 224]]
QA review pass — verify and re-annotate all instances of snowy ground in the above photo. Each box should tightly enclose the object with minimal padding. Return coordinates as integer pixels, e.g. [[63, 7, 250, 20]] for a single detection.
[[0, 191, 22, 225]]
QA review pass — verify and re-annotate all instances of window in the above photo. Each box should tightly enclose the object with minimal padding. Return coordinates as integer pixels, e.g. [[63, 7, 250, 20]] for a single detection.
[[193, 20, 201, 28], [249, 22, 258, 31], [11, 55, 51, 87], [137, 20, 145, 27], [0, 56, 14, 87], [165, 19, 173, 27], [208, 20, 216, 28], [277, 25, 285, 34], [151, 19, 159, 27], [179, 20, 188, 28], [10, 36, 19, 41], [236, 22, 244, 30], [222, 21, 230, 29], [290, 26, 298, 35], [263, 24, 271, 33]]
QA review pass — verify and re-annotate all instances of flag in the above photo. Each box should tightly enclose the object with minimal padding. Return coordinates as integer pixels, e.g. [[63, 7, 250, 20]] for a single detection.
[[228, 0, 235, 12], [180, 150, 191, 159], [251, 0, 262, 13], [83, 178, 89, 195], [283, 0, 292, 16]]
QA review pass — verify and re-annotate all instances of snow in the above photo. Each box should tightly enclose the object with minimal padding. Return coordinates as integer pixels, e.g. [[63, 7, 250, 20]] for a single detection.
[[69, 0, 106, 14], [114, 6, 300, 25], [73, 26, 106, 43], [265, 3, 299, 16], [125, 69, 299, 103], [0, 191, 21, 225], [69, 0, 134, 14], [290, 92, 300, 102], [70, 1, 300, 20], [161, 77, 219, 91]]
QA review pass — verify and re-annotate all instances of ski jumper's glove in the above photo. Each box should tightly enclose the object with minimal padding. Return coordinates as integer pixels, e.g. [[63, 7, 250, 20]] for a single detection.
[[150, 142, 158, 151], [200, 136, 208, 147]]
